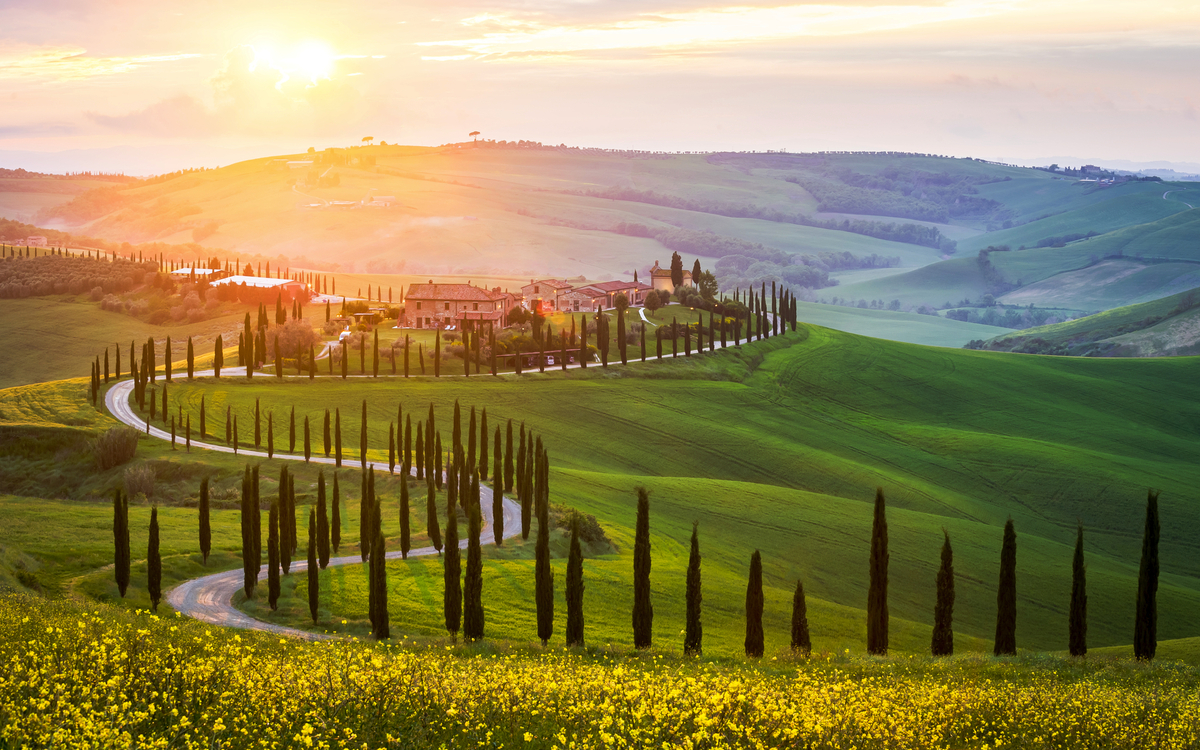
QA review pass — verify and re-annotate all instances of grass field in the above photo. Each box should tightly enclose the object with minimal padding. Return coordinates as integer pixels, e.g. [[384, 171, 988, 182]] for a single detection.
[[86, 325, 1200, 659], [791, 301, 1001, 347], [980, 286, 1200, 356]]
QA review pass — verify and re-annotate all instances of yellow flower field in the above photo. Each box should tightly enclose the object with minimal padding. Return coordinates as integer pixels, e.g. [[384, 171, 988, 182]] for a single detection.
[[0, 594, 1195, 749]]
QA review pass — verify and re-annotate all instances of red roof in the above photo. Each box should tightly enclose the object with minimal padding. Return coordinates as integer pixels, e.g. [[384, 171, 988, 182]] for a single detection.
[[405, 283, 505, 302], [522, 278, 573, 290]]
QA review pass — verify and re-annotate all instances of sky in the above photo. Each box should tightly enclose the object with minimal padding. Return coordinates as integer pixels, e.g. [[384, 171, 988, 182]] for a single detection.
[[1, 0, 1198, 173]]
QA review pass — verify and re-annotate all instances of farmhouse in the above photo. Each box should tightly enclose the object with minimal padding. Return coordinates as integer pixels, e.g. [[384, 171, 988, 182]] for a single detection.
[[521, 278, 574, 312], [573, 280, 653, 310], [649, 260, 692, 292], [404, 282, 516, 329]]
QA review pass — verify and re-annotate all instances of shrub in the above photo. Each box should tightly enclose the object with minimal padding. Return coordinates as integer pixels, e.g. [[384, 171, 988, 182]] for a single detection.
[[92, 426, 139, 470], [88, 286, 104, 301], [123, 464, 155, 501]]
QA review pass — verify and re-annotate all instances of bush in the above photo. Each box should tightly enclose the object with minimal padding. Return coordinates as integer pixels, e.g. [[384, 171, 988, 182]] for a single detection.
[[92, 426, 139, 470], [123, 464, 155, 501], [88, 286, 104, 301], [644, 291, 662, 312]]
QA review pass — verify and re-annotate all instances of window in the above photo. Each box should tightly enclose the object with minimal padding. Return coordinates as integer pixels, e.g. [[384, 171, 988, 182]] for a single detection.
[[473, 303, 479, 311], [444, 302, 450, 311], [416, 301, 422, 310], [573, 300, 580, 311], [534, 285, 539, 293]]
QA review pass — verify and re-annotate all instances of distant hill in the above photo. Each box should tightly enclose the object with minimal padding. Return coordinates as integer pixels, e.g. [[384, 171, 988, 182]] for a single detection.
[[971, 287, 1200, 356]]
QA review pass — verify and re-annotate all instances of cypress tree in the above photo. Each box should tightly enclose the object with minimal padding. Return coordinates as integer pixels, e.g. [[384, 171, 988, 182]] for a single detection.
[[994, 518, 1018, 656], [289, 407, 296, 453], [280, 467, 293, 574], [307, 507, 318, 623], [504, 420, 514, 491], [241, 467, 254, 597], [253, 467, 262, 571], [267, 412, 274, 457], [535, 486, 554, 646], [199, 477, 211, 564], [434, 327, 441, 377], [453, 399, 462, 453], [1069, 523, 1087, 657], [164, 336, 172, 382], [147, 506, 161, 612], [304, 416, 311, 462], [360, 468, 372, 561], [404, 415, 412, 475], [370, 521, 389, 639], [684, 522, 702, 656], [443, 507, 462, 640], [335, 408, 342, 467], [200, 396, 206, 438], [186, 336, 194, 379], [268, 500, 280, 610], [400, 473, 411, 559], [113, 489, 130, 597], [791, 580, 811, 656], [492, 435, 504, 546], [464, 500, 484, 640], [744, 550, 764, 658], [317, 471, 330, 568], [389, 424, 396, 474], [214, 335, 223, 378], [565, 515, 584, 647], [309, 344, 316, 379], [1135, 490, 1160, 660], [468, 406, 477, 477], [632, 486, 653, 649], [517, 426, 528, 537], [932, 531, 955, 656], [331, 473, 342, 553], [479, 408, 488, 480], [254, 398, 261, 447], [427, 479, 442, 553], [435, 432, 444, 490], [867, 487, 889, 655], [415, 421, 426, 480]]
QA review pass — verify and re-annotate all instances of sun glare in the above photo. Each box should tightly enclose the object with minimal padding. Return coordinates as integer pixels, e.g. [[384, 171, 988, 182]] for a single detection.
[[247, 40, 336, 87]]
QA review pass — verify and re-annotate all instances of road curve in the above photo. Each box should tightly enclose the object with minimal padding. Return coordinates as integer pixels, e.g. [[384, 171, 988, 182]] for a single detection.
[[105, 374, 521, 640], [103, 319, 774, 639]]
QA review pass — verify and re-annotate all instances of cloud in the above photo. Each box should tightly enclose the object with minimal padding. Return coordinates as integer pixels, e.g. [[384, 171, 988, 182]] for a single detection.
[[0, 45, 201, 81], [417, 0, 1018, 60], [87, 46, 366, 137]]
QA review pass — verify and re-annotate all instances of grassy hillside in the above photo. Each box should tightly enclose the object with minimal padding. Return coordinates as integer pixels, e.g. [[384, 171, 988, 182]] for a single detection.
[[79, 325, 1200, 659], [977, 286, 1200, 356], [792, 300, 1000, 347]]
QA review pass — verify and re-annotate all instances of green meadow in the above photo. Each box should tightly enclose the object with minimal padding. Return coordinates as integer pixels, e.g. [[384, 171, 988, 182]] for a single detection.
[[86, 324, 1200, 659]]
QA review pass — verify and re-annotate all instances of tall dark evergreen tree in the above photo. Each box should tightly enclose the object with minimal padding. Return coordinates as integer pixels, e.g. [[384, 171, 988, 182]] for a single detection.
[[744, 550, 764, 658], [443, 507, 462, 640], [791, 580, 811, 656], [241, 467, 255, 597], [335, 408, 342, 467], [994, 518, 1018, 656], [323, 409, 331, 457], [1069, 523, 1087, 657], [267, 413, 274, 457], [479, 408, 489, 480], [304, 416, 311, 462], [369, 521, 389, 640], [565, 515, 584, 647], [147, 506, 161, 612], [504, 420, 514, 491], [684, 522, 702, 656], [1134, 490, 1160, 660], [331, 473, 342, 553], [932, 531, 955, 657], [415, 421, 425, 480], [268, 500, 281, 610], [632, 486, 653, 649], [199, 477, 211, 564], [867, 487, 889, 656], [254, 398, 261, 447], [113, 489, 130, 597], [307, 508, 318, 623], [464, 501, 484, 640], [317, 471, 330, 568], [360, 467, 373, 562], [427, 479, 443, 553], [186, 336, 195, 379], [535, 485, 554, 646]]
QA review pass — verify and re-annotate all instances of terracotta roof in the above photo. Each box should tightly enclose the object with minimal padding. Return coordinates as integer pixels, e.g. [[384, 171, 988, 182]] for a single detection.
[[405, 283, 504, 302], [577, 280, 652, 294]]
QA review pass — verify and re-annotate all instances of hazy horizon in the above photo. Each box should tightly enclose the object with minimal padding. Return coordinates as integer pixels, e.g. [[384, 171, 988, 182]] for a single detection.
[[2, 0, 1198, 175]]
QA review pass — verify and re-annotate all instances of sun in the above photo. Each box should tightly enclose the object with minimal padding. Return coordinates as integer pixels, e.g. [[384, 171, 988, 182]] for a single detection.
[[292, 41, 335, 84]]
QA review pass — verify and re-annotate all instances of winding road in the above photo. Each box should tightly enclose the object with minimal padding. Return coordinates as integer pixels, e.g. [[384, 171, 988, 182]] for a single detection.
[[103, 312, 773, 638], [105, 373, 521, 640]]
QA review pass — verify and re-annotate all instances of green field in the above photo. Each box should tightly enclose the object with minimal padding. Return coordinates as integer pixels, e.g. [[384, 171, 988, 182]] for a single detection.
[[979, 286, 1200, 356], [74, 325, 1200, 659]]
